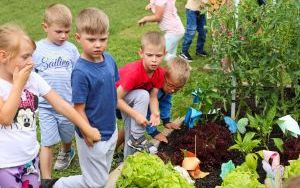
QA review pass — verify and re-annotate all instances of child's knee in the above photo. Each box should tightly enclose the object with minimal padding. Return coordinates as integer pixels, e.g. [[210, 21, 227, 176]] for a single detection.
[[135, 90, 150, 103]]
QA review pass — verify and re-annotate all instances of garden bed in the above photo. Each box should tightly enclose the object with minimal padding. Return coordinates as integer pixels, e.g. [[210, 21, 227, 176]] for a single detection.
[[157, 119, 300, 187]]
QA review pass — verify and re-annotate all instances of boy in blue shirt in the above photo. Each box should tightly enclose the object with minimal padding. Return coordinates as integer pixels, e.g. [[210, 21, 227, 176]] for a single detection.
[[53, 7, 119, 187], [32, 4, 79, 179]]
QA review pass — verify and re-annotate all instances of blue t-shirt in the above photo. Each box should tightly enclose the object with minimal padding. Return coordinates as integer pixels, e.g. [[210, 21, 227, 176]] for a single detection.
[[32, 39, 80, 108], [71, 53, 119, 140]]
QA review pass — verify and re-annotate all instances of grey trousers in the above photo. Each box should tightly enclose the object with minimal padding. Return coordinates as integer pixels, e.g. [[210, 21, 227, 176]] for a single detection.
[[121, 89, 149, 158], [54, 128, 118, 188]]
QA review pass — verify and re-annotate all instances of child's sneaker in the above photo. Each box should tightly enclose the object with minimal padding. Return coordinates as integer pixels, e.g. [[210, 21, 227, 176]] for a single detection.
[[41, 178, 58, 188], [179, 52, 193, 62], [53, 148, 75, 170], [127, 135, 157, 154]]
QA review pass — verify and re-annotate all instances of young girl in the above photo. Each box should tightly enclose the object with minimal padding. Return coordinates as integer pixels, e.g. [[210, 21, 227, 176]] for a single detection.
[[138, 0, 185, 61], [0, 24, 100, 188]]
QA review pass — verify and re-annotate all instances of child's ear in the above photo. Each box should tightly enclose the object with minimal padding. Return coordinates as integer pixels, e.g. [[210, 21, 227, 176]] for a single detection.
[[138, 47, 143, 58], [42, 22, 48, 32], [0, 50, 8, 62], [75, 33, 81, 42]]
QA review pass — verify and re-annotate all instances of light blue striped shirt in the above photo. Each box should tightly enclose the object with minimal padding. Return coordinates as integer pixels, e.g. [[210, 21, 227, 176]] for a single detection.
[[32, 39, 80, 108]]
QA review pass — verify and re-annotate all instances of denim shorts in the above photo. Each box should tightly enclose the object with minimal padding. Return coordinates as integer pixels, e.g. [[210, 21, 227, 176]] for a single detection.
[[39, 108, 75, 146]]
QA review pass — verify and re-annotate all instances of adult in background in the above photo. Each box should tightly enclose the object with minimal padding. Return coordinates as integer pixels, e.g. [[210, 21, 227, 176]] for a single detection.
[[180, 0, 208, 62]]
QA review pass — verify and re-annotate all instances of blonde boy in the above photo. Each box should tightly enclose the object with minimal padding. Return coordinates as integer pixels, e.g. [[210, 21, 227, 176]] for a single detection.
[[147, 57, 191, 142], [32, 3, 79, 180], [116, 31, 166, 158], [53, 8, 119, 188]]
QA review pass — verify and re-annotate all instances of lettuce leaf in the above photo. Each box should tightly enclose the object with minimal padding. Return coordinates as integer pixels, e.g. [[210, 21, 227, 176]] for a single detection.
[[116, 152, 194, 188]]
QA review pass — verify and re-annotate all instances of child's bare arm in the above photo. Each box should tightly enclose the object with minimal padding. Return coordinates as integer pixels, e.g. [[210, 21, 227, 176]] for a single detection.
[[149, 88, 160, 126], [117, 86, 149, 126], [138, 5, 164, 26], [0, 64, 33, 125], [43, 90, 100, 146]]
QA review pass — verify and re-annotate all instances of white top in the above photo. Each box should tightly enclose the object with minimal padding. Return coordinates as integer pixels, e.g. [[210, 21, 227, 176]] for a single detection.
[[152, 0, 185, 35], [185, 0, 208, 11], [0, 72, 51, 168]]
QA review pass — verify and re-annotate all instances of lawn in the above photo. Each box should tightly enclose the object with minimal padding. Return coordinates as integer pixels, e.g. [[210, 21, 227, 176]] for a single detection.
[[0, 0, 212, 178]]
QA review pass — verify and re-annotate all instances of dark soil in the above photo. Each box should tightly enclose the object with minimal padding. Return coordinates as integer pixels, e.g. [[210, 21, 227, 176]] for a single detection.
[[282, 137, 300, 165], [157, 121, 245, 188]]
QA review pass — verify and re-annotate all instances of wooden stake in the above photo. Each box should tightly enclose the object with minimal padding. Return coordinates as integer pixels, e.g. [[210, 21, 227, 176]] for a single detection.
[[195, 135, 197, 156]]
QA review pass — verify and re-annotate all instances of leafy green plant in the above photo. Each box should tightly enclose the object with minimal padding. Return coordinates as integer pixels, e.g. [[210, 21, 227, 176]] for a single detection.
[[284, 156, 300, 180], [229, 132, 261, 155], [210, 0, 300, 118], [247, 105, 278, 149], [116, 152, 194, 188], [216, 153, 264, 188]]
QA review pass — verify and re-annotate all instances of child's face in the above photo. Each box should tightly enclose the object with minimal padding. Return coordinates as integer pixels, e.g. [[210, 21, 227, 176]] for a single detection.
[[162, 74, 184, 94], [75, 32, 108, 62], [43, 23, 70, 46], [4, 38, 34, 76], [139, 44, 165, 73]]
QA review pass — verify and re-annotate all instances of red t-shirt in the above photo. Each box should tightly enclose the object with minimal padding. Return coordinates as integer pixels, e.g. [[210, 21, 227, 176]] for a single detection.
[[116, 59, 165, 91]]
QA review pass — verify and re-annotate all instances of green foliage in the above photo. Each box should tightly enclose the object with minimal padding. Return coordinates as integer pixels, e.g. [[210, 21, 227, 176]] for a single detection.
[[216, 153, 264, 188], [272, 138, 284, 153], [116, 152, 194, 188], [211, 0, 300, 118], [192, 86, 223, 115], [284, 156, 300, 180], [247, 105, 277, 148], [229, 132, 260, 155]]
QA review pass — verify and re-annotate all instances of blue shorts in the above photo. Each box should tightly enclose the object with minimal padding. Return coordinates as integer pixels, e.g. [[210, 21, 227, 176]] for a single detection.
[[39, 108, 75, 146]]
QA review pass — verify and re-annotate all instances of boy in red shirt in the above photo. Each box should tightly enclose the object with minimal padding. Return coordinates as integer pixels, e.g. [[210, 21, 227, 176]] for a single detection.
[[116, 31, 165, 158]]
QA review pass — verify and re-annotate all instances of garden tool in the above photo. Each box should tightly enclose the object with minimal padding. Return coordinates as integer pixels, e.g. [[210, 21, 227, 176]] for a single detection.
[[262, 150, 284, 188], [184, 107, 202, 128], [224, 116, 237, 133]]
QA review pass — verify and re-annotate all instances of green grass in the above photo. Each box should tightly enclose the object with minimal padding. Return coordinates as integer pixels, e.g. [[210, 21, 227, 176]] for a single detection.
[[0, 0, 214, 178]]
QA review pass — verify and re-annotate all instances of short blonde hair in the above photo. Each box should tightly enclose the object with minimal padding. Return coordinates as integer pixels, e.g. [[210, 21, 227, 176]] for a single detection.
[[165, 57, 191, 86], [76, 8, 109, 35], [44, 4, 72, 27], [0, 24, 35, 58], [141, 31, 165, 50]]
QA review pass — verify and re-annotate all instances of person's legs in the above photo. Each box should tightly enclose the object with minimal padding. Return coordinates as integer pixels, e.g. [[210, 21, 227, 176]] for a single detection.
[[39, 108, 60, 179], [0, 167, 24, 188], [181, 9, 198, 54], [0, 157, 40, 188], [54, 129, 117, 188], [54, 114, 75, 170], [121, 90, 150, 158], [21, 157, 40, 188], [196, 13, 207, 55], [164, 33, 184, 61]]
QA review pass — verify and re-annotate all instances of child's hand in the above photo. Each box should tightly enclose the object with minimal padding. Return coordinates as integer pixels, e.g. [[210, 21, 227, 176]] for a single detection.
[[154, 133, 168, 143], [138, 17, 147, 26], [13, 62, 33, 88], [135, 113, 149, 127], [165, 122, 181, 130], [150, 113, 160, 126], [83, 127, 101, 147]]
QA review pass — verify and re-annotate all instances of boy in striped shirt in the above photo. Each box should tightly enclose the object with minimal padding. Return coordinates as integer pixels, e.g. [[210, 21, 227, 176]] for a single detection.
[[32, 3, 79, 180]]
